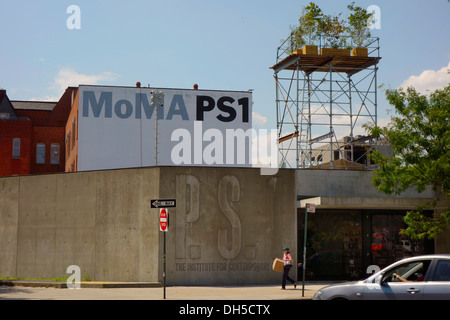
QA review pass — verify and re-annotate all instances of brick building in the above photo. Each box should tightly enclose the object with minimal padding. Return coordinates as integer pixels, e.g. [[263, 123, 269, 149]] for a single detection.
[[0, 90, 32, 176], [0, 88, 73, 177]]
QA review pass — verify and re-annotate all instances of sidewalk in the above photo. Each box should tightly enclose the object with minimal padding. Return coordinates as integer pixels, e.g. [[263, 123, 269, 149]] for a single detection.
[[0, 280, 329, 300]]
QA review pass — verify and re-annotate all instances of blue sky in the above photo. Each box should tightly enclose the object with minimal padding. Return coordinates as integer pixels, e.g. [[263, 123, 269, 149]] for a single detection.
[[1, 0, 449, 131]]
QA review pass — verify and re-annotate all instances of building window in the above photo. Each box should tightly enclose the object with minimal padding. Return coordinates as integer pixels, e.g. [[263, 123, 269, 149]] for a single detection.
[[0, 113, 10, 119], [51, 144, 60, 164], [36, 143, 46, 164], [12, 138, 21, 158]]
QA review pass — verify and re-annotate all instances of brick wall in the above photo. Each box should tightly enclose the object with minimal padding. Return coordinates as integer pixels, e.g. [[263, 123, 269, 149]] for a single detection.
[[30, 126, 66, 174], [0, 88, 73, 177], [0, 120, 32, 176]]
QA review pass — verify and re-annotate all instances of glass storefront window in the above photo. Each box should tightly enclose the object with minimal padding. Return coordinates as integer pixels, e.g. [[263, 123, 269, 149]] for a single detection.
[[298, 209, 434, 280], [299, 210, 362, 280], [370, 212, 432, 271]]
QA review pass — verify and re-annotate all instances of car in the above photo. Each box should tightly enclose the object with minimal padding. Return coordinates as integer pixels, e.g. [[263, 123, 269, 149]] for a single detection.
[[313, 254, 450, 300]]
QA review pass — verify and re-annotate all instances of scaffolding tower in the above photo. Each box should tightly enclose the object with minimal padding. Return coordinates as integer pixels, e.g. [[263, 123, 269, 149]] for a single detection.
[[272, 36, 381, 169]]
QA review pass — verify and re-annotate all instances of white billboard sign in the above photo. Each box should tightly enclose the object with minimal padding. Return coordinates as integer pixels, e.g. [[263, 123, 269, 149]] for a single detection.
[[77, 85, 253, 171]]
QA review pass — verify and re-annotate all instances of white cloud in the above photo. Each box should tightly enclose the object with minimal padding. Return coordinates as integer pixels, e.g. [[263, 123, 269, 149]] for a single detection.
[[32, 67, 120, 101], [53, 67, 119, 93], [252, 111, 268, 128], [399, 61, 450, 94]]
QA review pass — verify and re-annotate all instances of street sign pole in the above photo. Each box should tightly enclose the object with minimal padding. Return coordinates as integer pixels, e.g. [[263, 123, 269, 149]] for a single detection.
[[163, 229, 166, 299], [152, 199, 175, 300], [302, 203, 315, 297], [159, 207, 169, 299], [302, 206, 308, 297]]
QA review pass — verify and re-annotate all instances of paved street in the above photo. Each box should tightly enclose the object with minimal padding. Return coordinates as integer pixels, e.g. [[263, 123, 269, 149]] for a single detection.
[[0, 282, 328, 300]]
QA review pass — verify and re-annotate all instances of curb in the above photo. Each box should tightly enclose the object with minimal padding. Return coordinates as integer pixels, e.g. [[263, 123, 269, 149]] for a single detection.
[[0, 279, 162, 289]]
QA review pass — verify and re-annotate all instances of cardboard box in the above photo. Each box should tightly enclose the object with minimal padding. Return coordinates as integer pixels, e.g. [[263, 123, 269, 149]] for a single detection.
[[302, 45, 318, 55], [320, 48, 350, 56], [272, 258, 284, 272], [351, 47, 368, 57]]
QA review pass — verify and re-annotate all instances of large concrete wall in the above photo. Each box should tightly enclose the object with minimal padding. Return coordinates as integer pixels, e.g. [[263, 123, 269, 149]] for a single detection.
[[0, 167, 297, 285], [296, 169, 435, 199], [0, 168, 160, 282], [1, 167, 447, 283], [159, 167, 297, 285], [0, 177, 19, 277]]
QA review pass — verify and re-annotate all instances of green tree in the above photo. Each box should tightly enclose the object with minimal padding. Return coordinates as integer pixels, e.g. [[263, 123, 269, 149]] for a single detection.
[[298, 2, 323, 45], [347, 2, 373, 47], [320, 13, 348, 48], [287, 2, 323, 52], [365, 84, 450, 239]]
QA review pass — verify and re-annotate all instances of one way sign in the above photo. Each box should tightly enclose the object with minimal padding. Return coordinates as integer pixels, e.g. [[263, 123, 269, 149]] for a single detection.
[[151, 199, 176, 208]]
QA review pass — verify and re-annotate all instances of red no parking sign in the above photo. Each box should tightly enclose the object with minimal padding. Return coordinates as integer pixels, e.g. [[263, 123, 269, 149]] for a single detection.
[[159, 208, 168, 232]]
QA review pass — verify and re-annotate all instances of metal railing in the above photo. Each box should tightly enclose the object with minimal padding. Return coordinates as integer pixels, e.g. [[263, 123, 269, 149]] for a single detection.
[[276, 33, 380, 62]]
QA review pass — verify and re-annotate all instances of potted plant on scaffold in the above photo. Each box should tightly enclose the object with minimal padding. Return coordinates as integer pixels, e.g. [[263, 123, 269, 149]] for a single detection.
[[347, 2, 373, 56], [299, 2, 323, 54], [319, 13, 350, 56], [293, 2, 323, 55]]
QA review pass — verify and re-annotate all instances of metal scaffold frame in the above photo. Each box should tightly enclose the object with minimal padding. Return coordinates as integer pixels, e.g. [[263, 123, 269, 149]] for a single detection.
[[272, 36, 381, 169]]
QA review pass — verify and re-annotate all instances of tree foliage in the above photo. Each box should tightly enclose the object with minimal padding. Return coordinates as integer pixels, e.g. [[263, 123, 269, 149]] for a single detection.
[[320, 13, 348, 48], [365, 84, 450, 239], [299, 2, 324, 45], [347, 2, 373, 47], [287, 2, 373, 50]]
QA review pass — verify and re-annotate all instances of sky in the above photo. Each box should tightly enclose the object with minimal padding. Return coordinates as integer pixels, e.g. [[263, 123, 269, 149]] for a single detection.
[[1, 0, 449, 132]]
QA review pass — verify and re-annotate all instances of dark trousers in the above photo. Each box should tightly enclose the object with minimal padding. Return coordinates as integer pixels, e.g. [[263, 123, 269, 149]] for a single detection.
[[282, 265, 296, 288]]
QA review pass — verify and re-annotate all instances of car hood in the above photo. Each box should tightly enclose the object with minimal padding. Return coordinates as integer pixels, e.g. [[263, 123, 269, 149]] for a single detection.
[[316, 280, 367, 299], [321, 280, 362, 289]]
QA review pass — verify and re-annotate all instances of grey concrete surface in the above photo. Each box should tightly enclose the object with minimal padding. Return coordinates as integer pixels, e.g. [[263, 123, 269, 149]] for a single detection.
[[0, 166, 297, 286], [0, 282, 329, 300], [296, 169, 435, 199]]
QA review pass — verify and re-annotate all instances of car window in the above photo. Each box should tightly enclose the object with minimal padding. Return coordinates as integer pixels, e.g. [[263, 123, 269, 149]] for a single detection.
[[382, 260, 431, 283], [433, 260, 450, 281]]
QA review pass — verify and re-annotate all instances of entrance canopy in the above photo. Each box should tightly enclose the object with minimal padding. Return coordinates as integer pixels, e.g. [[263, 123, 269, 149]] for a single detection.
[[298, 196, 438, 211]]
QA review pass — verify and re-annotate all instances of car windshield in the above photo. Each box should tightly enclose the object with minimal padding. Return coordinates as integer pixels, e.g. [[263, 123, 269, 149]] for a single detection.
[[381, 260, 431, 283]]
